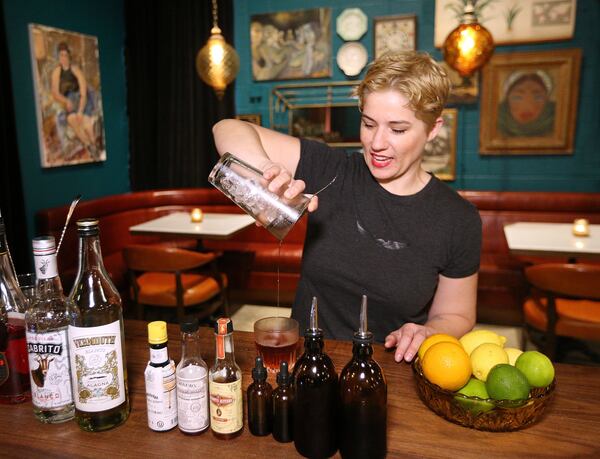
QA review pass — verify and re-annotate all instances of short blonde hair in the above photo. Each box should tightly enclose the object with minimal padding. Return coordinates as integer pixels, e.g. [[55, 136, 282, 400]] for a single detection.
[[356, 51, 450, 131]]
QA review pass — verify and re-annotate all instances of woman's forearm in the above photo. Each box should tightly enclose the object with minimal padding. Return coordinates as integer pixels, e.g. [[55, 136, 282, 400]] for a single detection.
[[424, 313, 475, 338]]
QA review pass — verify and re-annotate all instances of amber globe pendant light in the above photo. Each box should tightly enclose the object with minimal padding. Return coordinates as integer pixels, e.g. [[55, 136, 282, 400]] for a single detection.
[[442, 0, 494, 77], [196, 0, 240, 99]]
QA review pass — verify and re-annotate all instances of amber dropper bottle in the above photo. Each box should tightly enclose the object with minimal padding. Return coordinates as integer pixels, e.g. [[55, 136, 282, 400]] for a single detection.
[[247, 356, 273, 436]]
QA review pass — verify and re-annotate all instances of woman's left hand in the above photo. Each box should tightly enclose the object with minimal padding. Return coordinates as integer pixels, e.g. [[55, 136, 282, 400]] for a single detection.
[[384, 323, 435, 363]]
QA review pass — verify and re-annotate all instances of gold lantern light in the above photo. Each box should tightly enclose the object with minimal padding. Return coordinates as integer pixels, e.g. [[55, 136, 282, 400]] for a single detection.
[[442, 0, 494, 77], [196, 0, 240, 99]]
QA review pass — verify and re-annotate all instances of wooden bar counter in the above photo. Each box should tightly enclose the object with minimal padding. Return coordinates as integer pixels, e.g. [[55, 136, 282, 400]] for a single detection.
[[1, 320, 599, 457]]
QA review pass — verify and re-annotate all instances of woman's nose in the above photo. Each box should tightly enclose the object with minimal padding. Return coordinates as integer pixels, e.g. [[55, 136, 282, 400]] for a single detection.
[[370, 127, 388, 150]]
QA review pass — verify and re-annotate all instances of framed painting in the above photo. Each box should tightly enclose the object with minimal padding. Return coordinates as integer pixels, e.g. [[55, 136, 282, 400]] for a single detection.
[[434, 0, 577, 47], [250, 8, 332, 81], [423, 108, 457, 181], [373, 15, 417, 59], [29, 24, 106, 168], [480, 49, 581, 155], [235, 113, 262, 126]]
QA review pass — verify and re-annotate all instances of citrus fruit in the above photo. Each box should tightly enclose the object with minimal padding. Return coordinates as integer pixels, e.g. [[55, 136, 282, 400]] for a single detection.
[[515, 351, 555, 388], [421, 342, 472, 391], [486, 364, 530, 401], [455, 378, 494, 414], [470, 343, 509, 381], [417, 333, 461, 361], [459, 329, 507, 356], [504, 347, 523, 366]]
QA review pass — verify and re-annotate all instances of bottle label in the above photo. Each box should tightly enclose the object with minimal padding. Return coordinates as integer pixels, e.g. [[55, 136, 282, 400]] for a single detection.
[[144, 360, 177, 431], [150, 347, 168, 364], [26, 329, 73, 409], [34, 251, 58, 280], [209, 379, 243, 434], [177, 365, 209, 433], [68, 320, 126, 412]]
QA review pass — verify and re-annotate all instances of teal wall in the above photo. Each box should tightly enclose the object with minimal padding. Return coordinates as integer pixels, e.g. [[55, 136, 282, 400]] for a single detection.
[[2, 0, 129, 244], [234, 0, 600, 192]]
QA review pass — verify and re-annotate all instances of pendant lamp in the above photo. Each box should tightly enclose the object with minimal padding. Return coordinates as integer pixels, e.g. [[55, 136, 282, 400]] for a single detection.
[[196, 0, 240, 99], [442, 0, 494, 77]]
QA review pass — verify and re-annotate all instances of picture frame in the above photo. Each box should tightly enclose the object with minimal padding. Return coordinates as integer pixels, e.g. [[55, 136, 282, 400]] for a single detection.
[[480, 49, 581, 155], [235, 113, 262, 126], [438, 61, 479, 105], [29, 24, 106, 168], [423, 108, 457, 181], [373, 14, 417, 59], [434, 0, 577, 47], [250, 8, 332, 81]]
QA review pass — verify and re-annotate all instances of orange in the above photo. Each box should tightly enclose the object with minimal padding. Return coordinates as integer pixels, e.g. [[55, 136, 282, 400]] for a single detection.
[[421, 342, 472, 391], [417, 333, 462, 361]]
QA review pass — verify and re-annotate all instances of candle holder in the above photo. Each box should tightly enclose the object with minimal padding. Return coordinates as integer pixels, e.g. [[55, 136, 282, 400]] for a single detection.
[[190, 208, 204, 223], [572, 218, 590, 237]]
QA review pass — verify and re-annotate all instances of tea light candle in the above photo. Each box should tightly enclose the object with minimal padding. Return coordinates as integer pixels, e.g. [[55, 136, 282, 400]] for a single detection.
[[572, 218, 590, 237], [190, 208, 203, 223]]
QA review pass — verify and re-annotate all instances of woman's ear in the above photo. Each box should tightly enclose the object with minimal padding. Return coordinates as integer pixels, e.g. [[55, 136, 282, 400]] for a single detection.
[[427, 116, 444, 142]]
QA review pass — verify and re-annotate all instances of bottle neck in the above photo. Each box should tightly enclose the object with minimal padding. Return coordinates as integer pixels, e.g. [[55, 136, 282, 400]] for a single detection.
[[78, 233, 106, 271], [0, 233, 17, 279], [352, 340, 373, 359], [149, 341, 169, 365], [34, 252, 64, 300], [214, 332, 236, 364], [181, 331, 202, 360], [303, 333, 324, 354], [0, 243, 27, 315]]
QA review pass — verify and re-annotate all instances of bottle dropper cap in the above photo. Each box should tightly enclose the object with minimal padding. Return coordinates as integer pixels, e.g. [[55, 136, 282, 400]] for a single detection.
[[354, 295, 373, 343], [252, 356, 267, 381], [276, 361, 290, 386]]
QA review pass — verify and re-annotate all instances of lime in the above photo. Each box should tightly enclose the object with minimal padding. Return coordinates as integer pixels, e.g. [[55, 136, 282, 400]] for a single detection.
[[470, 343, 509, 381], [504, 347, 523, 366], [460, 329, 507, 356], [455, 378, 494, 414], [515, 351, 555, 388], [486, 364, 530, 401], [418, 333, 461, 361]]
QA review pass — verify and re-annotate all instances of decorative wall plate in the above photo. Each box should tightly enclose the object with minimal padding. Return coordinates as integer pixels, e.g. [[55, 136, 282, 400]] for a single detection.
[[336, 8, 368, 41], [336, 42, 368, 77]]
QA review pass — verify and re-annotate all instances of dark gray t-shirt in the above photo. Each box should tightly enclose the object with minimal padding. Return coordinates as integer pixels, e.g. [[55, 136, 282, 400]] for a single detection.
[[292, 139, 482, 342]]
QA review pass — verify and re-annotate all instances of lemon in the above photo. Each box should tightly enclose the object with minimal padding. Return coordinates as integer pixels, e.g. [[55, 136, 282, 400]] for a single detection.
[[504, 347, 523, 366], [460, 329, 507, 356], [455, 378, 494, 414], [418, 333, 461, 361], [470, 343, 509, 381], [515, 351, 555, 388], [421, 342, 472, 391], [486, 364, 530, 402]]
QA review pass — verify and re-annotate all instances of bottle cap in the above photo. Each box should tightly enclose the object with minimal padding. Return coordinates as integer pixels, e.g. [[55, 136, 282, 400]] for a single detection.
[[276, 360, 290, 386], [32, 236, 56, 254], [148, 321, 168, 344], [252, 356, 267, 381], [180, 317, 199, 333], [76, 218, 100, 235], [215, 317, 233, 335]]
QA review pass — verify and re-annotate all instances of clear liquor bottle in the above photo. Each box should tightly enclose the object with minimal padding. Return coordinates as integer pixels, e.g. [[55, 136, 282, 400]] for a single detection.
[[25, 236, 79, 422], [68, 218, 130, 431], [209, 317, 243, 439], [0, 217, 30, 404], [339, 296, 387, 459]]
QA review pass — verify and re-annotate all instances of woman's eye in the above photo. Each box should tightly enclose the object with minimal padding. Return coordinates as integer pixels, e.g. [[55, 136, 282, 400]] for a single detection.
[[362, 122, 374, 129], [392, 129, 406, 134]]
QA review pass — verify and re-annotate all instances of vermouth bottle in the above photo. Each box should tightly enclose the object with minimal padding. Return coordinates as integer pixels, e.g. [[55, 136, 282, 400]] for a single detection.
[[25, 236, 79, 422], [68, 218, 130, 431], [0, 217, 30, 404], [339, 296, 387, 459], [209, 317, 243, 439], [292, 297, 339, 458]]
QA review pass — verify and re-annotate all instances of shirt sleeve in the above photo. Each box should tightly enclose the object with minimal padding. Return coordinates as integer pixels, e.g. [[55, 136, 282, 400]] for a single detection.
[[442, 202, 482, 278], [296, 138, 348, 194]]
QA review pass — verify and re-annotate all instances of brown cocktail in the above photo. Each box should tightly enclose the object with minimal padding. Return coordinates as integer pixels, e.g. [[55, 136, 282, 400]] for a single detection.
[[253, 317, 299, 373]]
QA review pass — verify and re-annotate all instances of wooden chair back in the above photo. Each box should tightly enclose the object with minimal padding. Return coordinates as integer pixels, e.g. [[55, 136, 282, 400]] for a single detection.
[[525, 263, 600, 300], [123, 245, 216, 273]]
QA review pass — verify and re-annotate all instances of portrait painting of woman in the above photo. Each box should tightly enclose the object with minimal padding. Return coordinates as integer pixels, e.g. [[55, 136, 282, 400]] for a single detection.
[[29, 24, 106, 167]]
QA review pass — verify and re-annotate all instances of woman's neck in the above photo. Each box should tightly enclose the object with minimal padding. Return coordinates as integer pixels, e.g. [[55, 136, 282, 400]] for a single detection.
[[379, 166, 431, 196]]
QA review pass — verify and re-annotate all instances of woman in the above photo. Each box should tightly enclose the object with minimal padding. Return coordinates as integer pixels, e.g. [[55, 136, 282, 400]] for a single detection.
[[51, 42, 98, 158], [213, 51, 481, 363]]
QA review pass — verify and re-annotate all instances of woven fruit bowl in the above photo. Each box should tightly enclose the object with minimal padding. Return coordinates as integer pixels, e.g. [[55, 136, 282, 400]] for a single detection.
[[412, 359, 555, 431]]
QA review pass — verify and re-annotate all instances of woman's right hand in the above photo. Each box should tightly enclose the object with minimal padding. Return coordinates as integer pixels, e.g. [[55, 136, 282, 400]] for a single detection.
[[261, 161, 318, 213]]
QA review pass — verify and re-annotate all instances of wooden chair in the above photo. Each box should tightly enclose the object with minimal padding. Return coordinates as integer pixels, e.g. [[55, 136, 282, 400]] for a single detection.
[[523, 263, 600, 362], [123, 245, 228, 324]]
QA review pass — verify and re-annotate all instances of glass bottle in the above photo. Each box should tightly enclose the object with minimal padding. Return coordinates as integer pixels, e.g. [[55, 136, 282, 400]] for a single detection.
[[339, 296, 387, 459], [247, 356, 272, 436], [145, 321, 177, 432], [292, 297, 339, 458], [209, 317, 243, 439], [0, 217, 30, 404], [272, 360, 293, 443], [25, 236, 79, 422], [68, 218, 130, 431], [176, 317, 209, 435]]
